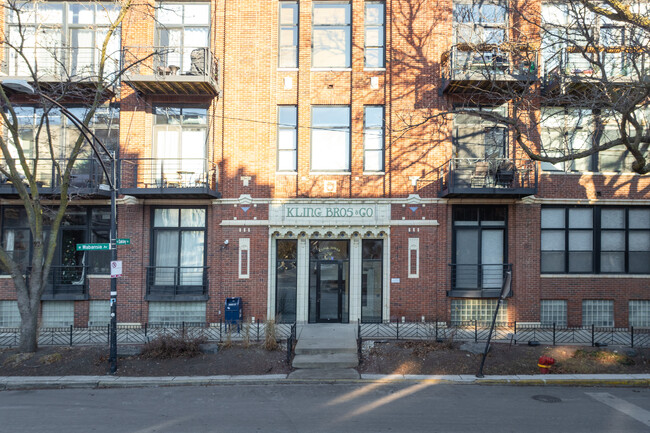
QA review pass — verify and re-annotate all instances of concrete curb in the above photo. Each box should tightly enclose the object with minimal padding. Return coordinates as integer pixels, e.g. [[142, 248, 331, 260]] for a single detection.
[[2, 373, 650, 391]]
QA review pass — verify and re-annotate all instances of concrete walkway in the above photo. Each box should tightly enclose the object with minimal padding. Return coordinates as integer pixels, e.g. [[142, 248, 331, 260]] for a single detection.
[[1, 374, 649, 391], [291, 324, 358, 373]]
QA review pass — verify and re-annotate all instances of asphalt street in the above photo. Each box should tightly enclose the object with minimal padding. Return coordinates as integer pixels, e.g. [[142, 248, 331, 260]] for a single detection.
[[1, 383, 649, 432]]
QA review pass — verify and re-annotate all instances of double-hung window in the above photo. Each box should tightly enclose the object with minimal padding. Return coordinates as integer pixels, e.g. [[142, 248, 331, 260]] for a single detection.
[[151, 208, 207, 296], [153, 107, 208, 186], [156, 3, 210, 75], [541, 206, 650, 274], [279, 2, 299, 68], [6, 2, 121, 78], [277, 106, 298, 172], [364, 106, 384, 172], [311, 106, 350, 172], [365, 2, 385, 68], [312, 2, 351, 68]]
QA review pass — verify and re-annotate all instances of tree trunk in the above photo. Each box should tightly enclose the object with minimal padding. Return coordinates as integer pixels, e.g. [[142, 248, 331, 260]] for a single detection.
[[18, 306, 39, 353]]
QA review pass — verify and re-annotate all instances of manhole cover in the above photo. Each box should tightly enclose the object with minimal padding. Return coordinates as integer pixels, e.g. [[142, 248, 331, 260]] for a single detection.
[[532, 395, 562, 403]]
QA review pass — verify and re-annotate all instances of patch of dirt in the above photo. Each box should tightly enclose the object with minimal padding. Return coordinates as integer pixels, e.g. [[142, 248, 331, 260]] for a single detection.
[[358, 341, 650, 375], [0, 344, 291, 376]]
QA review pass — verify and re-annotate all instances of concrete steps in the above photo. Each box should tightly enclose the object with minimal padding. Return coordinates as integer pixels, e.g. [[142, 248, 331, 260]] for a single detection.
[[292, 324, 359, 370]]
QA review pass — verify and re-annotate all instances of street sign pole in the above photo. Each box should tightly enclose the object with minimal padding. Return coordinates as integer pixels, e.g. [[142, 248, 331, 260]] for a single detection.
[[109, 153, 118, 375]]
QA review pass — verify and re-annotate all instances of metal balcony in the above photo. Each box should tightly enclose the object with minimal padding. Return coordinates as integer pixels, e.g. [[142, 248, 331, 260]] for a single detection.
[[118, 158, 219, 199], [145, 266, 209, 301], [0, 158, 113, 198], [439, 158, 538, 198], [448, 263, 512, 298], [122, 46, 220, 96], [440, 44, 538, 94], [1, 45, 119, 95]]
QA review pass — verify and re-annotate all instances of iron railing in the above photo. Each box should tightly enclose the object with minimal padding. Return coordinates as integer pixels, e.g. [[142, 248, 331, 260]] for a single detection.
[[122, 46, 218, 80], [118, 158, 218, 191], [2, 45, 120, 80], [450, 263, 512, 291], [0, 158, 112, 191], [146, 266, 209, 298], [442, 44, 538, 81], [543, 47, 650, 83], [439, 158, 538, 192]]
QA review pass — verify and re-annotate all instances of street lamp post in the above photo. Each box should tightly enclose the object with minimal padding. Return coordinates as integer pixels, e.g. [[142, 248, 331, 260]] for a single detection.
[[2, 79, 119, 374]]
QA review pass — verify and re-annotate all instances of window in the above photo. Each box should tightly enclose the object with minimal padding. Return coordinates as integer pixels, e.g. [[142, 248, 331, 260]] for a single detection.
[[150, 208, 207, 296], [629, 301, 650, 328], [362, 240, 383, 323], [541, 207, 650, 274], [1, 206, 111, 276], [279, 2, 299, 68], [540, 300, 567, 326], [454, 106, 508, 162], [6, 2, 121, 77], [451, 299, 508, 325], [408, 238, 419, 278], [453, 0, 507, 45], [41, 301, 74, 327], [153, 107, 208, 186], [277, 106, 297, 172], [364, 106, 384, 172], [276, 240, 297, 323], [88, 300, 110, 326], [0, 301, 21, 328], [311, 106, 350, 171], [312, 2, 351, 68], [582, 300, 614, 327], [148, 301, 206, 325], [452, 206, 507, 290], [156, 3, 210, 74], [239, 238, 250, 279], [365, 2, 385, 68]]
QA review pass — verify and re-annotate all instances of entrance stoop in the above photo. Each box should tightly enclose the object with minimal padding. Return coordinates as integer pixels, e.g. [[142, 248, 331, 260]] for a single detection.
[[291, 324, 359, 370]]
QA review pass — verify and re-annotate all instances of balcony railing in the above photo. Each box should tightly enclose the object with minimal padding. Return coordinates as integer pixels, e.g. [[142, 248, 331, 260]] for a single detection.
[[146, 266, 209, 301], [2, 45, 120, 83], [0, 158, 112, 196], [118, 158, 219, 197], [122, 46, 220, 95], [25, 265, 89, 300], [441, 44, 538, 93], [449, 263, 512, 297], [439, 158, 538, 198]]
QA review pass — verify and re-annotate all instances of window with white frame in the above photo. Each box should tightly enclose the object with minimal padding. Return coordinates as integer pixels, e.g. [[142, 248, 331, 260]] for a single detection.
[[312, 2, 351, 68], [408, 238, 419, 278], [0, 301, 21, 328], [540, 300, 567, 327], [41, 301, 74, 328], [451, 299, 507, 325], [629, 300, 650, 328], [153, 107, 208, 186], [6, 2, 121, 78], [364, 106, 384, 172], [311, 106, 350, 171], [239, 238, 250, 279], [279, 2, 299, 68], [541, 206, 650, 274], [365, 2, 385, 68], [148, 301, 206, 325], [155, 3, 210, 75], [582, 300, 614, 327], [88, 300, 110, 326], [277, 106, 298, 172]]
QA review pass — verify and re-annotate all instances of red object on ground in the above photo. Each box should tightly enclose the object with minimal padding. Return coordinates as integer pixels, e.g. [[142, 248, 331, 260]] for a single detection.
[[538, 355, 555, 374]]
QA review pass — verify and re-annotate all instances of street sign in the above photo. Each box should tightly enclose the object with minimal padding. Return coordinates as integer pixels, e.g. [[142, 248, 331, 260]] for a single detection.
[[116, 238, 131, 245], [76, 243, 111, 251], [110, 260, 123, 278]]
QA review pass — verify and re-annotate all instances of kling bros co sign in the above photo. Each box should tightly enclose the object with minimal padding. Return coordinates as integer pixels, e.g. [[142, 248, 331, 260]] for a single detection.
[[271, 203, 389, 226], [285, 205, 374, 218]]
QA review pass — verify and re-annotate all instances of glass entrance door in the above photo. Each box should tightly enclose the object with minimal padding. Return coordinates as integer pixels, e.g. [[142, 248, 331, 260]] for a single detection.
[[309, 240, 349, 323]]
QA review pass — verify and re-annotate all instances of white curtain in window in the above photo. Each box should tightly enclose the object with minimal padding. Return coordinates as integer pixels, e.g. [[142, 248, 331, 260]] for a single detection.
[[180, 231, 204, 285], [155, 126, 180, 183], [155, 231, 178, 285], [312, 129, 349, 171], [180, 128, 206, 174], [183, 28, 209, 73]]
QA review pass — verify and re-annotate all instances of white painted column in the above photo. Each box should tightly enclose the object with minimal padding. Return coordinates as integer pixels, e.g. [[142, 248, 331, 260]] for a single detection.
[[349, 236, 362, 323], [383, 235, 391, 323], [296, 237, 309, 323]]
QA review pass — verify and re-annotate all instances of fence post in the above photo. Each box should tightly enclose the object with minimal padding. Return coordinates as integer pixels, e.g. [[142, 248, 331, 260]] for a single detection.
[[631, 326, 634, 348], [396, 318, 399, 340], [182, 321, 185, 338], [435, 320, 438, 341], [69, 325, 73, 346], [514, 321, 517, 344], [107, 324, 110, 345], [474, 320, 478, 343], [219, 317, 222, 342], [257, 321, 260, 342], [553, 322, 556, 346], [591, 324, 595, 347]]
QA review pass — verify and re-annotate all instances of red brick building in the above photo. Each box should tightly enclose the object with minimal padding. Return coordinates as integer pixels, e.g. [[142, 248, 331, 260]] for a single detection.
[[0, 0, 648, 329]]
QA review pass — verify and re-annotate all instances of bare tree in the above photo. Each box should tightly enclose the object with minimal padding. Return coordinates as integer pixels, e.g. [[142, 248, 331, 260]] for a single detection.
[[415, 0, 650, 176], [0, 0, 135, 352]]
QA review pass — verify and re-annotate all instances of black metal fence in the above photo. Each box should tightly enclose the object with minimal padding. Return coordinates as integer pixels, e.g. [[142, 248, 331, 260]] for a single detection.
[[0, 320, 296, 348]]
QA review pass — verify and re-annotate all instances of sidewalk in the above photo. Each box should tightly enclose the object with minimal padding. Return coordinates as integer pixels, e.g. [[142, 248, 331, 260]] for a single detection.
[[1, 373, 649, 391]]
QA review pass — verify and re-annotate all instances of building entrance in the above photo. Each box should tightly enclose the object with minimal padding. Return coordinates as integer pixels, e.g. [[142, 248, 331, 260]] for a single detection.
[[309, 240, 349, 323]]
